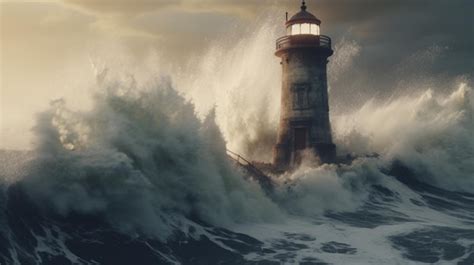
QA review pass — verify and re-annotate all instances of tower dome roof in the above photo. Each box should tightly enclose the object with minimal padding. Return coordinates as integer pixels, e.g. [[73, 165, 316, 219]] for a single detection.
[[286, 1, 321, 26]]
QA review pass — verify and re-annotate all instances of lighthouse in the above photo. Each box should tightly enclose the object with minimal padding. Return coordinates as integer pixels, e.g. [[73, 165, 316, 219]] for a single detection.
[[273, 1, 336, 168]]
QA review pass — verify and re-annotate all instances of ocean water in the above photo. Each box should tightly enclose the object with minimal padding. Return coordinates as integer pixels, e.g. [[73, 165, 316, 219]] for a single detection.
[[1, 20, 473, 265]]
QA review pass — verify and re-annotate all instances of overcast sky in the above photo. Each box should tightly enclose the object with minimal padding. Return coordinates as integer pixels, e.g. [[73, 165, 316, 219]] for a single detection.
[[1, 0, 473, 149]]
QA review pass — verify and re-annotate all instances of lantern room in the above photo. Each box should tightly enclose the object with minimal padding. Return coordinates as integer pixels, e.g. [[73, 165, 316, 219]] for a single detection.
[[286, 1, 321, 36]]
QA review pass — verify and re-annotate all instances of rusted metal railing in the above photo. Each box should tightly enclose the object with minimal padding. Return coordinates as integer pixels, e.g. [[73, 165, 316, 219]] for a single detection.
[[226, 149, 274, 192]]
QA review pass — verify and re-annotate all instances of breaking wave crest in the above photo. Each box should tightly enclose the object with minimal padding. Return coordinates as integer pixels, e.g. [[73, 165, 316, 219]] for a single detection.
[[20, 78, 282, 239], [334, 82, 474, 192]]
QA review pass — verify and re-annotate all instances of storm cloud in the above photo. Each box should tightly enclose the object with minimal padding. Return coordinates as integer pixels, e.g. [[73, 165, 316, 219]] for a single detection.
[[45, 0, 474, 97]]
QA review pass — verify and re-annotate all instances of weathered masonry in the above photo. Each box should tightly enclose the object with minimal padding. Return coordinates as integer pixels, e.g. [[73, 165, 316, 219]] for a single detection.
[[273, 1, 336, 168]]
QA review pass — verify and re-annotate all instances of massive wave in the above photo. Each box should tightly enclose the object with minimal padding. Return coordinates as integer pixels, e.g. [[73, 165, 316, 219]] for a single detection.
[[1, 18, 473, 265], [19, 79, 282, 239]]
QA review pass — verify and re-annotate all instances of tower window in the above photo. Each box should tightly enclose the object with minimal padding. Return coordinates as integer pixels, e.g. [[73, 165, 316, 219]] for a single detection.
[[311, 24, 320, 35], [292, 83, 310, 109], [301, 23, 310, 34], [291, 24, 301, 35]]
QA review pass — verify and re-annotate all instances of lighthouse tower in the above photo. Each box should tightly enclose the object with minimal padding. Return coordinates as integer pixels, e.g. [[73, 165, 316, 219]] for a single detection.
[[273, 1, 336, 168]]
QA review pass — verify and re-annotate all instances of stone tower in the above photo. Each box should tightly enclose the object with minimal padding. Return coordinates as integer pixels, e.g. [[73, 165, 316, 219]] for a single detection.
[[273, 1, 336, 168]]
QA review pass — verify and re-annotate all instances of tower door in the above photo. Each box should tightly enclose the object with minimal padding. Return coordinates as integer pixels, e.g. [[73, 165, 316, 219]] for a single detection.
[[294, 128, 308, 151]]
